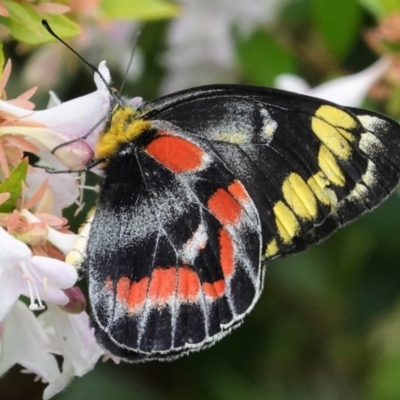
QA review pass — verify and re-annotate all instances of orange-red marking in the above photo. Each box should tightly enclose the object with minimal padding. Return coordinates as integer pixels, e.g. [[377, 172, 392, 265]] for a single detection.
[[177, 267, 200, 302], [208, 188, 242, 225], [149, 268, 176, 303], [228, 180, 250, 204], [219, 228, 234, 278], [146, 136, 204, 173], [127, 277, 149, 312], [202, 280, 226, 299], [116, 276, 130, 302]]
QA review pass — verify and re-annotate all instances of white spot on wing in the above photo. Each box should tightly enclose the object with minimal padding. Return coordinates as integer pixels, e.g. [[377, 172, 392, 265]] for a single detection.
[[358, 115, 387, 132], [180, 223, 208, 263], [260, 108, 277, 142], [360, 131, 384, 156]]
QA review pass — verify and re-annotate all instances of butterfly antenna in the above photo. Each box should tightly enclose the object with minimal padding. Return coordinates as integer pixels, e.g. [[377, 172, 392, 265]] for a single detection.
[[119, 31, 141, 94], [42, 19, 123, 106]]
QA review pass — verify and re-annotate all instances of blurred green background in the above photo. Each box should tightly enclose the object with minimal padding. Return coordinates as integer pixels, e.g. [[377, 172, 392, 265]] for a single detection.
[[2, 0, 400, 399]]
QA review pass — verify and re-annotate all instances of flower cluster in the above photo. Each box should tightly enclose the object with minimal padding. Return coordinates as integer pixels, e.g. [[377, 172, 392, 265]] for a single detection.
[[0, 60, 112, 399]]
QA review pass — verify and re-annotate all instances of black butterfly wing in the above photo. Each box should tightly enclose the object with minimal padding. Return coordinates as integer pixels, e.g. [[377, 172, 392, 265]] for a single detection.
[[137, 84, 400, 261], [86, 121, 262, 361], [85, 84, 400, 362]]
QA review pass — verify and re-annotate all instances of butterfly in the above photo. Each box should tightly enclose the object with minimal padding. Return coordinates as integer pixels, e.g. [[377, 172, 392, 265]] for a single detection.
[[63, 82, 400, 363]]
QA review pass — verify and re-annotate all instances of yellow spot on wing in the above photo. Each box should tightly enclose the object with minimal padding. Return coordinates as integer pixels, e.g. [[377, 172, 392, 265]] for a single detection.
[[264, 122, 276, 140], [282, 173, 318, 220], [307, 171, 337, 207], [312, 116, 352, 160], [273, 201, 300, 244], [318, 145, 345, 187], [263, 238, 279, 260], [337, 127, 355, 143], [316, 105, 357, 129], [96, 107, 151, 159], [215, 132, 247, 144]]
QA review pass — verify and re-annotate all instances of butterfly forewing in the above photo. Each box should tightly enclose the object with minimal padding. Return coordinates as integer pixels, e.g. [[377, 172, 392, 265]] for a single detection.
[[138, 85, 400, 261]]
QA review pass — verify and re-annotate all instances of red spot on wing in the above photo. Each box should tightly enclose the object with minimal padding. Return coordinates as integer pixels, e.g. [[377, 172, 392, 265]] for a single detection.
[[146, 136, 204, 173], [228, 180, 250, 204], [219, 228, 234, 278], [177, 267, 200, 302], [116, 276, 130, 302], [112, 276, 149, 312], [127, 277, 149, 311], [202, 280, 226, 299], [208, 188, 242, 225], [149, 268, 176, 303]]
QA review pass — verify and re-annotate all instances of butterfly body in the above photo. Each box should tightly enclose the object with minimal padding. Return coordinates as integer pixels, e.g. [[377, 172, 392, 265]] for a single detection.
[[70, 84, 400, 362]]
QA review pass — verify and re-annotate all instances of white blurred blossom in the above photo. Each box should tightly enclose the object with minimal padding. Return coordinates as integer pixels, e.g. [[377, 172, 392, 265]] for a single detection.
[[275, 58, 390, 107], [162, 0, 285, 94]]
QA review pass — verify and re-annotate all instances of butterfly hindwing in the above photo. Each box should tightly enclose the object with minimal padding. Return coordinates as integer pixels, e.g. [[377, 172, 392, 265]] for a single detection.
[[85, 122, 262, 361]]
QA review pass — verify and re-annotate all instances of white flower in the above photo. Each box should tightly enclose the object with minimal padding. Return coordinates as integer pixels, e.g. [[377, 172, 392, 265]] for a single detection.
[[39, 304, 104, 399], [0, 61, 112, 170], [0, 222, 103, 399], [275, 58, 390, 107], [25, 163, 80, 217], [162, 0, 284, 94], [0, 226, 77, 321], [0, 301, 61, 388]]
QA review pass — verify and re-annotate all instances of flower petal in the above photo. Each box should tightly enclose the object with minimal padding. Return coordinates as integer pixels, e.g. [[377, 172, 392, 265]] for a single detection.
[[21, 209, 78, 254], [25, 166, 79, 216], [0, 228, 31, 320], [0, 278, 20, 322], [29, 256, 77, 289], [43, 361, 74, 400], [310, 58, 390, 106], [47, 303, 103, 376], [0, 62, 111, 150], [274, 74, 310, 94], [275, 58, 390, 107], [0, 301, 60, 383], [0, 226, 31, 266]]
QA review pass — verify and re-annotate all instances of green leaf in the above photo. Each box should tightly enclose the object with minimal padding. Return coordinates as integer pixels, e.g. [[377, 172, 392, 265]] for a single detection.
[[100, 0, 180, 20], [358, 0, 400, 16], [4, 1, 37, 32], [0, 159, 28, 213], [314, 0, 362, 60], [2, 1, 80, 45], [236, 29, 296, 87]]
